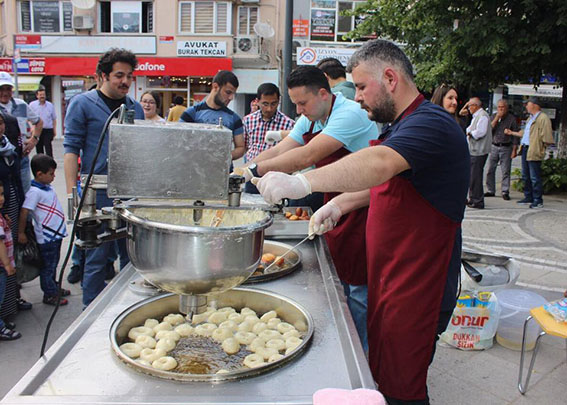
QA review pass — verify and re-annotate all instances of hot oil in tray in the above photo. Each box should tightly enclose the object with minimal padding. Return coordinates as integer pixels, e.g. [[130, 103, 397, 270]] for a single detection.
[[170, 336, 252, 374]]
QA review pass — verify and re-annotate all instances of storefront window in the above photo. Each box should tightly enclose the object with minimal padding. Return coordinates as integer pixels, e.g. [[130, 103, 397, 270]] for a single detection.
[[147, 76, 188, 89], [189, 77, 212, 105], [18, 0, 73, 33]]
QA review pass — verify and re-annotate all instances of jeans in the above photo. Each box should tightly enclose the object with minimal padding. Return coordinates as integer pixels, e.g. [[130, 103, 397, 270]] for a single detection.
[[0, 268, 6, 329], [469, 154, 488, 205], [341, 281, 369, 352], [521, 147, 543, 204], [20, 155, 31, 193], [39, 239, 62, 297]]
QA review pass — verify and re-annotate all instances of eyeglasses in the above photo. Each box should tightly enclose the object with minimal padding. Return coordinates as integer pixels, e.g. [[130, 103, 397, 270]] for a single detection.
[[141, 100, 156, 105]]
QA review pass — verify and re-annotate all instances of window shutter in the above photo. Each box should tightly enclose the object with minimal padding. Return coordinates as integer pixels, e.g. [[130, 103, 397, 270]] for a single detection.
[[216, 2, 227, 34], [249, 7, 258, 33], [179, 2, 192, 32], [20, 0, 32, 31], [194, 2, 214, 34]]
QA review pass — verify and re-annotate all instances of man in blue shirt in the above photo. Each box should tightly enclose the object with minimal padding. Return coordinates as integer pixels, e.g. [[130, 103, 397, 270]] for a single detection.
[[64, 48, 144, 307], [180, 70, 245, 168]]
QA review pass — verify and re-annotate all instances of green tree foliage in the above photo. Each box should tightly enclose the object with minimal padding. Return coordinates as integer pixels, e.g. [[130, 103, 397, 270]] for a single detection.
[[346, 0, 567, 156]]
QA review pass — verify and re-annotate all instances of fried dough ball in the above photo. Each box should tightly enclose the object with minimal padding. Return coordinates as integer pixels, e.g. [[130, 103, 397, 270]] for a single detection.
[[212, 327, 233, 343], [277, 322, 295, 334], [240, 307, 256, 317], [216, 369, 230, 374], [120, 342, 143, 358], [163, 313, 185, 326], [136, 359, 152, 367], [234, 331, 256, 345], [153, 322, 173, 333], [152, 356, 177, 371], [227, 313, 244, 323], [139, 347, 167, 363], [284, 212, 292, 218], [191, 308, 215, 324], [261, 253, 276, 264], [294, 320, 308, 332], [289, 215, 299, 221], [283, 329, 301, 339], [155, 337, 176, 352], [265, 338, 286, 351], [243, 353, 265, 369], [256, 347, 278, 361], [248, 337, 266, 353], [244, 315, 261, 327], [208, 311, 228, 325], [260, 310, 278, 322], [252, 322, 268, 334], [194, 323, 218, 337], [268, 353, 284, 363], [219, 320, 238, 332], [259, 329, 283, 341], [266, 318, 282, 329], [135, 335, 157, 349], [174, 323, 194, 337], [128, 326, 155, 341], [221, 337, 240, 355], [237, 320, 253, 333], [285, 336, 303, 351], [217, 307, 237, 315], [155, 330, 181, 342], [144, 319, 159, 329]]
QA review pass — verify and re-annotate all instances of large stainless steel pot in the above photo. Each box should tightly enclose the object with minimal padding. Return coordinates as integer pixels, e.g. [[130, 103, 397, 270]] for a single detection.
[[115, 205, 273, 295]]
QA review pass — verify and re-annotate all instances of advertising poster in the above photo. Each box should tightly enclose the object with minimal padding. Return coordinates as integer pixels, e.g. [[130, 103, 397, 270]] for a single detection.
[[310, 9, 336, 41]]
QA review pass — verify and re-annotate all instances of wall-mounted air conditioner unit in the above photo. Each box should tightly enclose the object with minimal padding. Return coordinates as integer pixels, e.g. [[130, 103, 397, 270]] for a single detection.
[[73, 15, 94, 30], [234, 36, 260, 55]]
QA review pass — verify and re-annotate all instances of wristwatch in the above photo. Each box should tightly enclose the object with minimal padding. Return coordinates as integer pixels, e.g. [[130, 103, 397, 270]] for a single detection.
[[248, 163, 260, 177]]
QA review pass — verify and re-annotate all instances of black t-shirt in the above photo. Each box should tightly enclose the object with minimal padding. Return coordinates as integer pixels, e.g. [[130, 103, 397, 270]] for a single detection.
[[97, 90, 126, 114]]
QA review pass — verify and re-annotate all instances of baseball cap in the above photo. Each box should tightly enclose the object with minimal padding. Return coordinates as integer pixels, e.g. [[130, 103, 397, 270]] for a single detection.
[[0, 72, 15, 88], [527, 97, 541, 106]]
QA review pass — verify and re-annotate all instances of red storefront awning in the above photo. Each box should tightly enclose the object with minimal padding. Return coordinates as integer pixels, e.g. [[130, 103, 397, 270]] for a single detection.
[[0, 57, 232, 76]]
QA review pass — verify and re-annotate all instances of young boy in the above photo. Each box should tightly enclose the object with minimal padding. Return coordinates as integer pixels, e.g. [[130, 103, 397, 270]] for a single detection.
[[0, 183, 21, 340], [18, 154, 69, 306]]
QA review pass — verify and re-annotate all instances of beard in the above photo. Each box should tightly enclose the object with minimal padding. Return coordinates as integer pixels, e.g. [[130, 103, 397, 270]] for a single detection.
[[214, 93, 226, 108], [362, 84, 397, 124]]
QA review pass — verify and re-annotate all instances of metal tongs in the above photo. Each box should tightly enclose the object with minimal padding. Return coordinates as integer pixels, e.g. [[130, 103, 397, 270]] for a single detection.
[[262, 232, 315, 274]]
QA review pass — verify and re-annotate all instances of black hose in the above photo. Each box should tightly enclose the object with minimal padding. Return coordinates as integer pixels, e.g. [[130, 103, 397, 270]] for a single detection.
[[40, 105, 124, 357]]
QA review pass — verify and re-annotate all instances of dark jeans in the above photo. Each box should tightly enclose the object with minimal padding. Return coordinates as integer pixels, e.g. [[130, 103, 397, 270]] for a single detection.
[[35, 128, 54, 157], [521, 147, 543, 204], [39, 239, 62, 298], [288, 192, 325, 213], [469, 154, 488, 205], [383, 309, 453, 405]]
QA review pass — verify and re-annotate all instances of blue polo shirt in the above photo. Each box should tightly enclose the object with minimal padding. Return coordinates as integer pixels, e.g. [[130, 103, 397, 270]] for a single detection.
[[180, 101, 243, 137], [288, 93, 378, 152]]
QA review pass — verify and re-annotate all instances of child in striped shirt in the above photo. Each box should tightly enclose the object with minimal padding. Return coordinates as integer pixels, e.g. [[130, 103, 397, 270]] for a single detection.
[[18, 154, 69, 306]]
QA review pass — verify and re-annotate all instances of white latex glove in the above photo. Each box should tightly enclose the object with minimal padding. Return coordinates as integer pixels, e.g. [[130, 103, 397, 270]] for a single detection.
[[253, 172, 311, 204], [232, 166, 253, 182], [309, 201, 342, 238], [265, 130, 282, 145]]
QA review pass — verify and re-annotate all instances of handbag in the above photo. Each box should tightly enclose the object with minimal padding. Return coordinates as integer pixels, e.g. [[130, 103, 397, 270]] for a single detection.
[[15, 222, 43, 284]]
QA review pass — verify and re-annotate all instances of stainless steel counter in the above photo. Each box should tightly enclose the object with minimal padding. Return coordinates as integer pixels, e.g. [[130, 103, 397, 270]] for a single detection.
[[2, 237, 374, 404]]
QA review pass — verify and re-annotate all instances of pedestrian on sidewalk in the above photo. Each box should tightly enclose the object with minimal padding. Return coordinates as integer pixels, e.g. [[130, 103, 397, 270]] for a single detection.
[[0, 182, 21, 340], [18, 154, 70, 306], [485, 99, 519, 201], [29, 86, 57, 158], [505, 97, 554, 209]]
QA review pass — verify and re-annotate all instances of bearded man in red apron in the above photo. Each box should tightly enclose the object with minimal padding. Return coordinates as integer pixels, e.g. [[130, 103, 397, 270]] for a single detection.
[[235, 66, 378, 351], [256, 40, 469, 404]]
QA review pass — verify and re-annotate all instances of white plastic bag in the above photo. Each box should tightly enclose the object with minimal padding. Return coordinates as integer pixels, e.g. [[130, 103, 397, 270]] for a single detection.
[[440, 292, 501, 350]]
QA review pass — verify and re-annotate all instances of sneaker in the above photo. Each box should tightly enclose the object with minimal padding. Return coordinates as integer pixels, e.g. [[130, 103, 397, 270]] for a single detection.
[[67, 265, 83, 284], [43, 296, 69, 306], [5, 321, 15, 329], [0, 326, 22, 341], [517, 198, 533, 204], [59, 288, 71, 297], [17, 298, 32, 311], [529, 202, 544, 209], [502, 193, 511, 201], [105, 262, 116, 281], [484, 192, 495, 197]]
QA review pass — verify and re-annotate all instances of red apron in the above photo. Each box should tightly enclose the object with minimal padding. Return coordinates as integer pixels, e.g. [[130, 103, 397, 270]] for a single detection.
[[302, 96, 368, 285], [366, 95, 460, 400]]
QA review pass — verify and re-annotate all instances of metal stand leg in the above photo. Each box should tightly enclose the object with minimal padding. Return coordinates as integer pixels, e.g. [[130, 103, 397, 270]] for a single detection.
[[518, 315, 546, 394]]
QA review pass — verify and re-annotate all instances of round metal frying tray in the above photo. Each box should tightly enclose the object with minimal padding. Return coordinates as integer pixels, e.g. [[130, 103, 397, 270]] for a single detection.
[[244, 241, 302, 284], [110, 288, 313, 382]]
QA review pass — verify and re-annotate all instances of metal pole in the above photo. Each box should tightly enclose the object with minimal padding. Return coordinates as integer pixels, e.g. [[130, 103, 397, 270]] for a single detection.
[[12, 35, 19, 98], [282, 0, 293, 117]]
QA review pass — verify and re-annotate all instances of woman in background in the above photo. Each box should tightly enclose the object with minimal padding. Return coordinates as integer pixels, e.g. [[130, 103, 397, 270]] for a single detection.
[[431, 84, 467, 134], [140, 91, 165, 123]]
